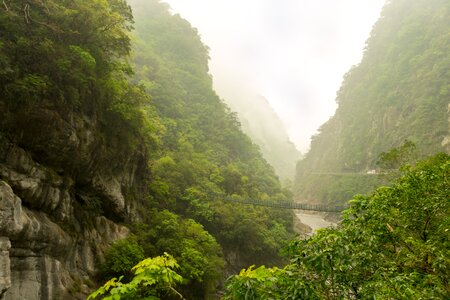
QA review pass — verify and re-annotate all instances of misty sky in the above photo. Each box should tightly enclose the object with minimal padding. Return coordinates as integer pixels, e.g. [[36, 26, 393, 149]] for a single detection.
[[162, 0, 385, 152]]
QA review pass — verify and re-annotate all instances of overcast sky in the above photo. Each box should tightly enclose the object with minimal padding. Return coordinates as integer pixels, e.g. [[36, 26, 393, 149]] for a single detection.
[[162, 0, 385, 152]]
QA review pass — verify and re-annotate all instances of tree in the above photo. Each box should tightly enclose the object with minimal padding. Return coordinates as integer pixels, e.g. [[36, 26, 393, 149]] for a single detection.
[[295, 0, 450, 206], [129, 0, 294, 276], [0, 0, 135, 108], [133, 209, 223, 299], [99, 236, 145, 281], [376, 139, 418, 170], [226, 153, 450, 299], [88, 253, 184, 300]]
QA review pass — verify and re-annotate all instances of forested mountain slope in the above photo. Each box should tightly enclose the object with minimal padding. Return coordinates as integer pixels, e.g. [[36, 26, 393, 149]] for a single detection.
[[129, 0, 293, 267], [225, 94, 301, 182], [226, 154, 450, 299], [295, 0, 450, 205], [0, 0, 293, 299]]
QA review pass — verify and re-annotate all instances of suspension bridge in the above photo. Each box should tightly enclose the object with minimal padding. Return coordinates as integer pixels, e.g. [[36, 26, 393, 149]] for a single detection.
[[219, 196, 347, 212]]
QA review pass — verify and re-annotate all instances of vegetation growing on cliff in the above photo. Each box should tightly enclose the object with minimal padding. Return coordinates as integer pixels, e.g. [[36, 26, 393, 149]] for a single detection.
[[2, 0, 448, 298], [1, 0, 294, 297], [128, 0, 294, 274], [224, 94, 301, 182], [226, 154, 450, 299], [90, 154, 450, 299], [295, 0, 450, 205], [0, 0, 144, 124]]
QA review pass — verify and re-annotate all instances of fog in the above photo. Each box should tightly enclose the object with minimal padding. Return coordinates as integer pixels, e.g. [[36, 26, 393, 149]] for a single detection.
[[162, 0, 385, 152]]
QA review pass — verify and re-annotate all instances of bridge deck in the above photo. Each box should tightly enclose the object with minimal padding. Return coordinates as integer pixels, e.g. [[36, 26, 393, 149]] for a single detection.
[[220, 197, 346, 212]]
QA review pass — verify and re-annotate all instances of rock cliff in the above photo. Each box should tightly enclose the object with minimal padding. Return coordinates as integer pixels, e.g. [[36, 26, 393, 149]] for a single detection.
[[0, 107, 146, 299], [294, 0, 450, 205]]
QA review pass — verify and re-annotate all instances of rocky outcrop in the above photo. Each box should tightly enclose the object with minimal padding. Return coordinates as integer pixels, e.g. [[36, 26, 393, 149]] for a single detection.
[[0, 108, 146, 299], [292, 214, 312, 237], [0, 238, 10, 298], [0, 159, 129, 299]]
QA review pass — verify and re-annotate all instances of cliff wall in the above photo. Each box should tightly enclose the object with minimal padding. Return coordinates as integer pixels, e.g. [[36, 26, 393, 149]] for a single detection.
[[0, 107, 146, 299]]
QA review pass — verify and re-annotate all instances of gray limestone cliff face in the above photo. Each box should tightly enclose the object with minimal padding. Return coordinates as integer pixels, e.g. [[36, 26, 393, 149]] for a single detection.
[[0, 108, 146, 299], [0, 238, 10, 298]]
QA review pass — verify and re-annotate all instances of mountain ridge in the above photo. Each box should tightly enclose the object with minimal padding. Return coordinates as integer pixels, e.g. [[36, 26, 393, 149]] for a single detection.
[[295, 0, 450, 205]]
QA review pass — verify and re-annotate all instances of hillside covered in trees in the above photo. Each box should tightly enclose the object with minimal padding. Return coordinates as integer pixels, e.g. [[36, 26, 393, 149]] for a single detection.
[[225, 154, 450, 299], [0, 0, 293, 299], [295, 0, 450, 205], [1, 0, 449, 299], [223, 93, 301, 182]]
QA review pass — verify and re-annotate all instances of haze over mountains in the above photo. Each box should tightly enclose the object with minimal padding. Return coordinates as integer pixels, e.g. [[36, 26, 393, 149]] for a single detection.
[[0, 0, 448, 298], [0, 0, 294, 298], [224, 93, 301, 181], [295, 0, 450, 205], [163, 0, 386, 154]]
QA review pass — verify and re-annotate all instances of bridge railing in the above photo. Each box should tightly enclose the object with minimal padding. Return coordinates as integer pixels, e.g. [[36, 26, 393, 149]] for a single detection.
[[219, 196, 347, 212]]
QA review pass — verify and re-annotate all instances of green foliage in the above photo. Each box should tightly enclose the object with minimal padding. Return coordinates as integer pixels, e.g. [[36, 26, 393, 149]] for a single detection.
[[0, 0, 155, 177], [99, 236, 145, 281], [376, 139, 418, 170], [295, 0, 450, 205], [0, 0, 134, 108], [224, 265, 284, 300], [69, 45, 97, 70], [88, 253, 183, 300], [228, 153, 450, 299], [3, 1, 447, 300], [294, 173, 383, 206], [134, 210, 223, 299], [1, 1, 295, 298], [129, 0, 294, 275], [224, 94, 301, 181], [208, 202, 292, 266]]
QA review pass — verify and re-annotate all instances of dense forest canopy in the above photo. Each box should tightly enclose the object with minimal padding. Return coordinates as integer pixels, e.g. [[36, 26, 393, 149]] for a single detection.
[[225, 154, 450, 299], [91, 154, 450, 299], [295, 0, 450, 205], [0, 0, 133, 110], [105, 0, 295, 297], [128, 0, 294, 263], [0, 0, 294, 298], [1, 0, 449, 299]]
